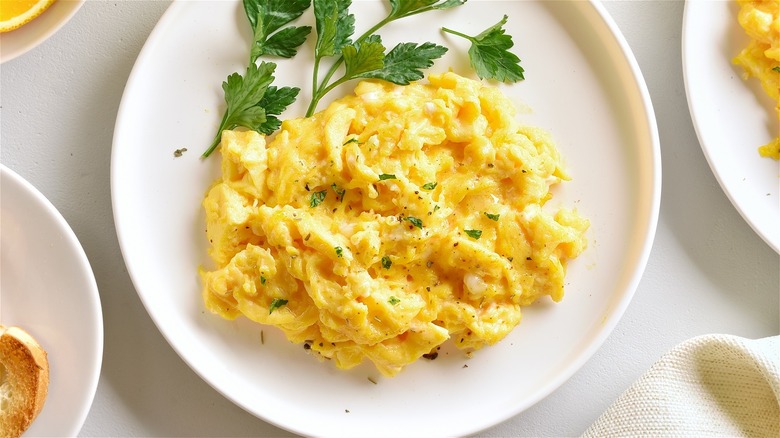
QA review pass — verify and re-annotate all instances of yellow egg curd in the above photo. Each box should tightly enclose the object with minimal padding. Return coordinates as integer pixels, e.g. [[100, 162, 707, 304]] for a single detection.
[[200, 72, 589, 377]]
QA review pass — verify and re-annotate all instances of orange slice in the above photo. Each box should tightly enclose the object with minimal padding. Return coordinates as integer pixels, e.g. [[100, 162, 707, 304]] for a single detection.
[[0, 0, 57, 33]]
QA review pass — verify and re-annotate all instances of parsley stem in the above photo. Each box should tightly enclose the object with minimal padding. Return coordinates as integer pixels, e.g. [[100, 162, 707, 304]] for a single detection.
[[305, 3, 465, 117], [308, 76, 350, 115], [441, 27, 474, 42], [306, 15, 394, 117], [329, 17, 391, 80], [203, 110, 230, 158], [311, 56, 322, 112]]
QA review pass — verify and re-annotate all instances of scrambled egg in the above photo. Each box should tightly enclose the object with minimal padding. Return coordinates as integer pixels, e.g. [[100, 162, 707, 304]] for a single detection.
[[733, 0, 780, 159], [200, 72, 589, 377]]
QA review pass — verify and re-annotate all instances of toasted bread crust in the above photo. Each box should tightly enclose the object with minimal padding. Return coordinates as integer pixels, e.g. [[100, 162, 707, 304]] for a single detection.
[[0, 326, 49, 437]]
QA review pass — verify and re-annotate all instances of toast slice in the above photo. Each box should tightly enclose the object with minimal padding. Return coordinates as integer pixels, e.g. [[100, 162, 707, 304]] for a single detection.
[[0, 326, 49, 437]]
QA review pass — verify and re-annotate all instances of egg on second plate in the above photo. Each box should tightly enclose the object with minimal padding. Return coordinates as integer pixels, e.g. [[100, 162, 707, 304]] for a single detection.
[[733, 0, 780, 159], [200, 72, 589, 377]]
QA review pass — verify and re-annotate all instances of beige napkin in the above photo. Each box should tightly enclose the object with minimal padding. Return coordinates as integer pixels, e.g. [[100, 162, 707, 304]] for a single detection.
[[582, 334, 779, 437]]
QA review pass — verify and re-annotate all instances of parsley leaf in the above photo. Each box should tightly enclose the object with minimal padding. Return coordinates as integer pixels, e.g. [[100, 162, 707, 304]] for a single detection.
[[442, 15, 525, 83], [464, 229, 482, 239], [203, 62, 276, 157], [484, 212, 500, 221], [422, 182, 437, 190], [335, 246, 344, 257], [262, 26, 312, 58], [341, 37, 387, 78], [381, 256, 393, 269], [773, 66, 780, 73], [313, 0, 354, 59], [310, 189, 327, 207], [405, 216, 423, 229], [256, 85, 300, 134], [379, 173, 397, 180], [261, 275, 267, 285], [245, 0, 312, 62], [357, 41, 448, 85], [269, 298, 289, 314], [311, 36, 447, 111], [388, 0, 466, 20], [388, 296, 401, 305]]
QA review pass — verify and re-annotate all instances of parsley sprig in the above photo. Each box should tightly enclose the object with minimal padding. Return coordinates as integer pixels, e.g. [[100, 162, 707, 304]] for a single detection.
[[305, 0, 463, 116], [203, 0, 308, 157], [204, 1, 530, 158], [442, 15, 525, 83], [203, 62, 300, 157]]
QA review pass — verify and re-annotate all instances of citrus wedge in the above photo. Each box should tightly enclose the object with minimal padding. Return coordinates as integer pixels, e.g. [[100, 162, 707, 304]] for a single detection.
[[0, 0, 57, 33]]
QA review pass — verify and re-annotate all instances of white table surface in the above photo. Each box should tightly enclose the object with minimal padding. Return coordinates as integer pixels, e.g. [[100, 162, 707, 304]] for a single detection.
[[1, 1, 777, 436]]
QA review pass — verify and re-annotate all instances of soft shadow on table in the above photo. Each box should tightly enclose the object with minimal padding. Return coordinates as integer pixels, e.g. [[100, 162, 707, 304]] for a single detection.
[[9, 2, 294, 436]]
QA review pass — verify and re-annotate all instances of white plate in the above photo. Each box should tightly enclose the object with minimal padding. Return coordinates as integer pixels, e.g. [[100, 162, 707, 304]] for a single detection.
[[682, 0, 780, 253], [112, 1, 659, 436], [0, 165, 103, 436], [0, 0, 85, 64]]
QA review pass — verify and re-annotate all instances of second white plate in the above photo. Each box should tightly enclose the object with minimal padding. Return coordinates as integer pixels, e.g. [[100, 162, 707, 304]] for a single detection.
[[0, 165, 103, 436], [683, 0, 780, 253]]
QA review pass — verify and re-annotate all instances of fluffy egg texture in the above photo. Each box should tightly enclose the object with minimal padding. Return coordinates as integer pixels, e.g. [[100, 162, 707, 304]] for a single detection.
[[200, 72, 589, 377]]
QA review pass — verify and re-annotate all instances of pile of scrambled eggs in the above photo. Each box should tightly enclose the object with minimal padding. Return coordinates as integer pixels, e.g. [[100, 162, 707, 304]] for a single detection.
[[733, 0, 780, 159], [200, 72, 589, 377]]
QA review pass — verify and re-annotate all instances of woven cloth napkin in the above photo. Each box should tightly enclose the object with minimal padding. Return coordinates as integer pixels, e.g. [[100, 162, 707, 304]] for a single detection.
[[582, 334, 779, 437]]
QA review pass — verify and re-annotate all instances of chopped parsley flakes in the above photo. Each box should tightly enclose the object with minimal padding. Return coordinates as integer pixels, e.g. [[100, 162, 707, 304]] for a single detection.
[[310, 190, 327, 207], [388, 296, 401, 305], [405, 216, 423, 229], [381, 256, 393, 269], [331, 183, 346, 201], [484, 212, 500, 221], [465, 229, 482, 239], [422, 182, 437, 190], [379, 173, 397, 181], [269, 298, 288, 314]]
